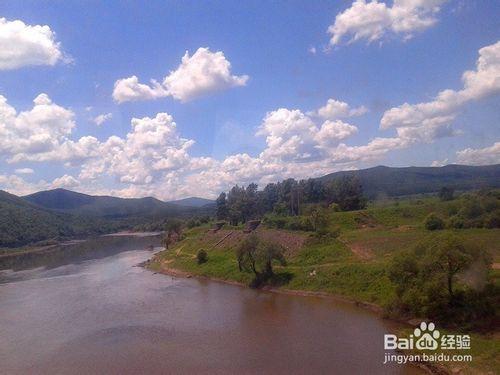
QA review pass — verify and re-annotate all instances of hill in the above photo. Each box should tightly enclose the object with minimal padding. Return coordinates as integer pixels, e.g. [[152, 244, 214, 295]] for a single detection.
[[319, 164, 500, 199], [169, 197, 214, 207], [24, 188, 186, 218], [0, 190, 124, 248]]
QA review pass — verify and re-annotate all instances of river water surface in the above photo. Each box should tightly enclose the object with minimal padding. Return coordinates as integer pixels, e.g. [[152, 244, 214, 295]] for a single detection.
[[0, 235, 422, 374]]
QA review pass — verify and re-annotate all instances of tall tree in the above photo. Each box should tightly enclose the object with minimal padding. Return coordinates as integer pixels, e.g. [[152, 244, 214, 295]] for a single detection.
[[216, 192, 228, 220]]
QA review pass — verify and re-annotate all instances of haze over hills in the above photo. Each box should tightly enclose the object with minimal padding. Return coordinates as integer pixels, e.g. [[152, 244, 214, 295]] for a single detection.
[[319, 164, 500, 199]]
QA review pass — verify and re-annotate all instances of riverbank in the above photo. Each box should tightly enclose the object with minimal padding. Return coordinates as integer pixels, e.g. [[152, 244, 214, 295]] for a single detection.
[[147, 254, 453, 375], [1, 244, 424, 375], [147, 220, 499, 375]]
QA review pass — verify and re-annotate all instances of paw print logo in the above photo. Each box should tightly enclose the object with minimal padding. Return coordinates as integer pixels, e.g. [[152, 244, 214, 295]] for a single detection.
[[414, 322, 440, 350]]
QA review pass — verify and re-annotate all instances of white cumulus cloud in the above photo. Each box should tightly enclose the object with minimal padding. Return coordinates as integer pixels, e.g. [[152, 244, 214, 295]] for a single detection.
[[380, 41, 500, 142], [112, 47, 248, 103], [312, 98, 368, 119], [0, 93, 76, 162], [0, 17, 66, 70], [112, 76, 168, 103], [328, 0, 448, 47], [456, 142, 500, 166]]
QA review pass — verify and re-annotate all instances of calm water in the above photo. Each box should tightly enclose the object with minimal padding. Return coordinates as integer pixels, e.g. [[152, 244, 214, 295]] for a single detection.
[[0, 236, 422, 374]]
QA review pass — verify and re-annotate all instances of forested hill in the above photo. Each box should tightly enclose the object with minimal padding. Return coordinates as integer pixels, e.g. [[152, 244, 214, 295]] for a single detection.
[[1, 189, 212, 248], [169, 197, 215, 207], [0, 190, 124, 248], [319, 164, 500, 198], [23, 188, 208, 218]]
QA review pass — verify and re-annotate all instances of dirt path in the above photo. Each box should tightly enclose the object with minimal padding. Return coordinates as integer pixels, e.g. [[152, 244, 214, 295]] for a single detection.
[[175, 244, 185, 256], [338, 239, 375, 261]]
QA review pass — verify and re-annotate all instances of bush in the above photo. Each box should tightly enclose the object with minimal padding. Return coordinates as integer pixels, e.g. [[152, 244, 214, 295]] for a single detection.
[[447, 215, 465, 229], [196, 249, 208, 264], [262, 214, 287, 229], [484, 211, 500, 228], [187, 218, 201, 228], [459, 198, 484, 219], [285, 216, 314, 231], [424, 213, 445, 230]]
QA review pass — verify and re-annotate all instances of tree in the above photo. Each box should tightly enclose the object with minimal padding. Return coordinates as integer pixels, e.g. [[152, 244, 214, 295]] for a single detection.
[[216, 192, 228, 220], [236, 234, 287, 287], [388, 233, 493, 326], [227, 185, 245, 225], [197, 249, 208, 264], [261, 183, 280, 212], [309, 206, 329, 234], [163, 219, 183, 249], [438, 186, 454, 201], [236, 234, 259, 273], [424, 213, 445, 230], [424, 234, 486, 298], [325, 176, 366, 211]]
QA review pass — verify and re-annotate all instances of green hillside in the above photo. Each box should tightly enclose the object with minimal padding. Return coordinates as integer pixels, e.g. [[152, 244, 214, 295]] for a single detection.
[[0, 190, 125, 248], [23, 188, 186, 218]]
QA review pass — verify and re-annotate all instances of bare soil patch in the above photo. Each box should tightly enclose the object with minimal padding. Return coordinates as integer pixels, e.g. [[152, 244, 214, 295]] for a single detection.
[[198, 228, 308, 255], [344, 242, 375, 261]]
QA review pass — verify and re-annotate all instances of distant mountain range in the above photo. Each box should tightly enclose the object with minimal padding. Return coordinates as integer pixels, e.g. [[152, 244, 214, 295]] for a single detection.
[[1, 164, 499, 248], [319, 164, 500, 199], [0, 190, 124, 248], [1, 189, 214, 248], [167, 197, 215, 208], [23, 189, 214, 218]]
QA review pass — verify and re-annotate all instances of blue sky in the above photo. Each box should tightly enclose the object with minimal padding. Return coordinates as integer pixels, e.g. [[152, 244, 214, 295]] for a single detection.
[[0, 0, 499, 199]]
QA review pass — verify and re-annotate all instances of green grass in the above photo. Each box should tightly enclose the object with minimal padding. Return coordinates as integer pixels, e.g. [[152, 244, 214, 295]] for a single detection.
[[288, 238, 353, 266], [397, 327, 500, 374]]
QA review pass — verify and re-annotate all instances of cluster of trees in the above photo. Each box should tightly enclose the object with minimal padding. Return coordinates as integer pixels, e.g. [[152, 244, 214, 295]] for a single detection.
[[162, 219, 183, 249], [216, 176, 366, 226], [236, 234, 287, 288], [424, 190, 500, 230], [388, 233, 496, 329]]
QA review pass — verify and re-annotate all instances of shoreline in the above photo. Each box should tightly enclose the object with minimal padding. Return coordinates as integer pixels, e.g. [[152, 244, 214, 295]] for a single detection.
[[145, 256, 449, 375], [0, 231, 162, 259]]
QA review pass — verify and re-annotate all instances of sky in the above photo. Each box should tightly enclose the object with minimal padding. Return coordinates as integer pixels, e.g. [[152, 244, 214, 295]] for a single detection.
[[0, 0, 499, 200]]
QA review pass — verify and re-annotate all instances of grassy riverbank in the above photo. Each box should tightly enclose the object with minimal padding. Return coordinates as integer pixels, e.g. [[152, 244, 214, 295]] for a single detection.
[[149, 196, 499, 373]]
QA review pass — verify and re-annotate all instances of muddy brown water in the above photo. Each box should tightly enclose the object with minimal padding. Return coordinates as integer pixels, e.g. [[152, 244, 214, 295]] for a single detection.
[[0, 235, 423, 374]]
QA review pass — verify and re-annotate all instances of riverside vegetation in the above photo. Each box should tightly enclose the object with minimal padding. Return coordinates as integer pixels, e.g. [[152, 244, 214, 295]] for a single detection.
[[150, 180, 500, 374]]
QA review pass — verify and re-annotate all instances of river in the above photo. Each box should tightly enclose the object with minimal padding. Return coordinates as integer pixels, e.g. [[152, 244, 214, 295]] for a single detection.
[[0, 235, 422, 374]]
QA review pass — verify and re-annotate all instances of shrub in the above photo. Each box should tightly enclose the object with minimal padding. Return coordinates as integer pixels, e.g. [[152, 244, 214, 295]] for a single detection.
[[484, 211, 500, 228], [187, 218, 201, 228], [424, 213, 445, 230], [459, 198, 484, 219], [447, 215, 465, 229], [196, 249, 208, 264], [285, 216, 314, 231], [262, 214, 287, 229]]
